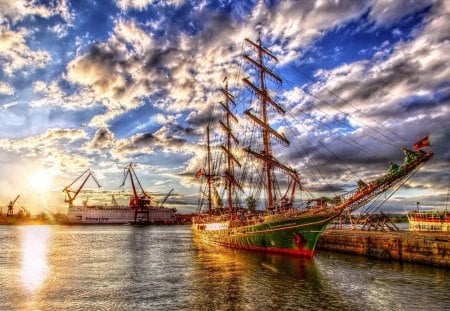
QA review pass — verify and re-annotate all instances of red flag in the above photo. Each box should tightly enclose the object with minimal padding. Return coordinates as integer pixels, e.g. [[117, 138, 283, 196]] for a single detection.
[[413, 135, 430, 150], [195, 168, 203, 179]]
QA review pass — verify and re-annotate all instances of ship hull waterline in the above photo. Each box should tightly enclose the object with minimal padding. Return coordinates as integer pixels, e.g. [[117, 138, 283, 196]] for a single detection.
[[192, 211, 339, 257]]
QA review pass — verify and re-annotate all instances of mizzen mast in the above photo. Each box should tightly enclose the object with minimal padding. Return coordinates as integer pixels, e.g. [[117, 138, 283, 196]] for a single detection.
[[219, 80, 242, 212], [206, 125, 213, 212], [243, 37, 292, 210]]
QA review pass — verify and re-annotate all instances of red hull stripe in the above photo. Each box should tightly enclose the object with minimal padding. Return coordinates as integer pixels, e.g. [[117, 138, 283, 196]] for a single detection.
[[216, 242, 315, 257]]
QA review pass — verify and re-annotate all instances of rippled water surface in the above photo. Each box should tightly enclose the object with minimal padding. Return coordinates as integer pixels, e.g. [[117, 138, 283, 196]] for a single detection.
[[0, 225, 449, 310]]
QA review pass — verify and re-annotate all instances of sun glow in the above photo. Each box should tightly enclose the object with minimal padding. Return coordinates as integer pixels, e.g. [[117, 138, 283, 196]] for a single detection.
[[28, 171, 52, 192]]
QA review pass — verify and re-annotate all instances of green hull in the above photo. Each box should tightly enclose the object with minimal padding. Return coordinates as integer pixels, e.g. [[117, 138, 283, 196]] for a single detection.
[[192, 210, 339, 257]]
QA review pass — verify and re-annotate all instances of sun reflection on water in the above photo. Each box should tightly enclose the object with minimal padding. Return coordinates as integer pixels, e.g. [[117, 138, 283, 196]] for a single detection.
[[20, 226, 52, 293]]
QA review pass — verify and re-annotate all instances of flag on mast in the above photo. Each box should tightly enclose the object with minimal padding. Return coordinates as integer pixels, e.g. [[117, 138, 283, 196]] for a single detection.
[[413, 135, 430, 150], [195, 168, 203, 179]]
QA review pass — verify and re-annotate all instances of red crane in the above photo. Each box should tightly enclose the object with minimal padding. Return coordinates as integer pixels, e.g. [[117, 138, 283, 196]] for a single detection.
[[120, 163, 151, 208], [63, 169, 101, 207], [121, 163, 152, 224]]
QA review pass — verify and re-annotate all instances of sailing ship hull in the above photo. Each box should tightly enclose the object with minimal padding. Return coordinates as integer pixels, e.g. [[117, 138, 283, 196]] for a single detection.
[[192, 210, 339, 257], [67, 205, 177, 224]]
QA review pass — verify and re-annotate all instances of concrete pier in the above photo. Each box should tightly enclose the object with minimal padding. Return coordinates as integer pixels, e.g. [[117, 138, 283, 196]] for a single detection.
[[317, 229, 450, 268]]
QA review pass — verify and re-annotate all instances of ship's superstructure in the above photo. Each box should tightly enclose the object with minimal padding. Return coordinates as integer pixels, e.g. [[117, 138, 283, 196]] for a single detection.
[[408, 210, 450, 232]]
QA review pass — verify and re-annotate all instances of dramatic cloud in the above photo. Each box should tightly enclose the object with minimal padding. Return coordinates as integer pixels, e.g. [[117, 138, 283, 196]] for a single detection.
[[0, 128, 91, 179], [85, 127, 116, 150], [303, 0, 450, 146], [0, 128, 87, 151], [0, 0, 448, 213]]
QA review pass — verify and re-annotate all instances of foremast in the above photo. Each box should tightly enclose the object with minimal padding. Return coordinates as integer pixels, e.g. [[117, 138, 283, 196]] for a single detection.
[[243, 37, 295, 210]]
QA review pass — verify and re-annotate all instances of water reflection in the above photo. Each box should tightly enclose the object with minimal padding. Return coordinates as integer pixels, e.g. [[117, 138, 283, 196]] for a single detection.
[[20, 226, 52, 293], [1, 226, 448, 310], [189, 237, 350, 310]]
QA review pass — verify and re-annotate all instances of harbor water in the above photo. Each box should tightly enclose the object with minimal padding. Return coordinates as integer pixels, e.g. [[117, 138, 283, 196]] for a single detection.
[[0, 225, 449, 310]]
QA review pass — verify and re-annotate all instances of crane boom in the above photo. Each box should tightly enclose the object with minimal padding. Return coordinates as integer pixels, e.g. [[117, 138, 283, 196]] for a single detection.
[[121, 165, 139, 201], [159, 188, 174, 208], [12, 195, 20, 206], [63, 169, 101, 207], [121, 163, 151, 207]]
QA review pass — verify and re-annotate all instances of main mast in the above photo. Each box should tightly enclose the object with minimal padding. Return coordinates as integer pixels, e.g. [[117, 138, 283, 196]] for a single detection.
[[219, 80, 242, 211], [243, 37, 295, 210]]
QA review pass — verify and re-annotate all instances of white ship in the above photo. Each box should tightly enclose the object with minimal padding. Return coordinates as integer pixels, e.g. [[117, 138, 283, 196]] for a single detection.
[[66, 205, 176, 224], [64, 164, 176, 225]]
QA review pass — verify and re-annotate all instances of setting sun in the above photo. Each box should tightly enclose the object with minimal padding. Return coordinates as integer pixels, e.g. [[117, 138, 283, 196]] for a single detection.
[[27, 171, 52, 193]]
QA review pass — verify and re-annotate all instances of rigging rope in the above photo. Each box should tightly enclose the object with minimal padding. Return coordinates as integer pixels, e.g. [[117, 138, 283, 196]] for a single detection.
[[282, 79, 393, 161], [278, 56, 407, 146], [278, 76, 400, 152], [282, 115, 360, 182]]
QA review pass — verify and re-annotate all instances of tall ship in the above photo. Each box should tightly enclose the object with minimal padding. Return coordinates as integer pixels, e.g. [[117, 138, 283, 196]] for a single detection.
[[192, 37, 433, 256], [65, 164, 176, 224]]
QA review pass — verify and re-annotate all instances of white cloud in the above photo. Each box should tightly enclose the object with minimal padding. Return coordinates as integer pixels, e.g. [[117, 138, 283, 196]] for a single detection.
[[152, 113, 181, 124], [116, 0, 183, 11], [0, 0, 74, 25], [113, 19, 154, 56], [0, 81, 14, 95], [0, 1, 73, 75], [0, 128, 91, 176], [0, 28, 51, 76], [368, 0, 436, 25], [0, 128, 87, 151]]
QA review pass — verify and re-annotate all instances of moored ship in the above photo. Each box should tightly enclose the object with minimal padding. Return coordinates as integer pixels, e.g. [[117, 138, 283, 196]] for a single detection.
[[192, 37, 433, 257], [65, 164, 176, 224], [408, 177, 450, 232], [408, 210, 450, 232], [66, 205, 176, 224]]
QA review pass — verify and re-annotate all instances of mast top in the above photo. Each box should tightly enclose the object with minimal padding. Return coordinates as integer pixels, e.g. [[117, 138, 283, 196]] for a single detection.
[[244, 38, 279, 62]]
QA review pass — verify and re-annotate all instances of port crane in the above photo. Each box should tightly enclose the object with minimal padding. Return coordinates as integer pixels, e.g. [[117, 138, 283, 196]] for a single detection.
[[121, 163, 152, 224], [7, 195, 20, 216], [63, 169, 101, 207], [159, 188, 174, 208]]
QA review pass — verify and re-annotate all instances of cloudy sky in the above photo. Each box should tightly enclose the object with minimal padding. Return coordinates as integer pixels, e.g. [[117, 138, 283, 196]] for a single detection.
[[0, 0, 448, 214]]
